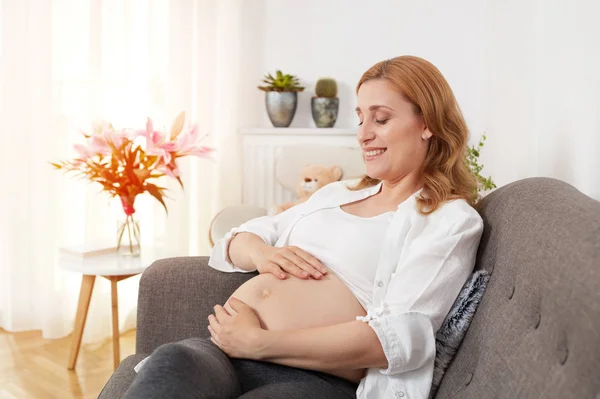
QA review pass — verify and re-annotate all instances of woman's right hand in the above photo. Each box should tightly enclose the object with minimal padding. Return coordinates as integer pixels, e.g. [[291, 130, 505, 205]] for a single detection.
[[251, 245, 328, 280]]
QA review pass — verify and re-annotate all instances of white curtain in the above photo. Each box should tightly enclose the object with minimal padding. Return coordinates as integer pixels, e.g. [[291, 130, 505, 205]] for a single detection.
[[0, 0, 251, 343]]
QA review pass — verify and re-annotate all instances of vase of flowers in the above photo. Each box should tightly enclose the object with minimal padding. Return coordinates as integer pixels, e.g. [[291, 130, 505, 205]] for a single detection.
[[52, 112, 213, 257]]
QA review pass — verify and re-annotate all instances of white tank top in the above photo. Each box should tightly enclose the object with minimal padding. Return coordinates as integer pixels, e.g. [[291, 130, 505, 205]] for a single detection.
[[286, 205, 394, 310]]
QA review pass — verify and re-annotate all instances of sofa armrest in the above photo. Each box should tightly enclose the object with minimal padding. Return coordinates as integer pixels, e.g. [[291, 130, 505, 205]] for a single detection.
[[136, 256, 257, 354]]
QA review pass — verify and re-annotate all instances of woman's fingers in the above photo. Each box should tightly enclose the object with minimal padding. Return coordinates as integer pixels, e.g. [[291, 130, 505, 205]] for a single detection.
[[224, 301, 237, 315], [258, 246, 327, 280], [213, 305, 230, 322], [266, 262, 287, 279], [292, 247, 328, 276], [282, 251, 323, 279], [208, 314, 221, 333], [295, 249, 328, 275], [273, 254, 308, 279], [208, 328, 222, 347]]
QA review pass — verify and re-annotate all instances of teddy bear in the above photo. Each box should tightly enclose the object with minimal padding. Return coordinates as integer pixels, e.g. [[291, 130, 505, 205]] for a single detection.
[[273, 164, 343, 214]]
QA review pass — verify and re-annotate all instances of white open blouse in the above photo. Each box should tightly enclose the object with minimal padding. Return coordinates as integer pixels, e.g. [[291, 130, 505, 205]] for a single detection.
[[208, 180, 484, 399]]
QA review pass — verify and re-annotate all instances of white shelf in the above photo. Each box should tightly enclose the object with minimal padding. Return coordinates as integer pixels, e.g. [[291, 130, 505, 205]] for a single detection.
[[240, 127, 357, 136]]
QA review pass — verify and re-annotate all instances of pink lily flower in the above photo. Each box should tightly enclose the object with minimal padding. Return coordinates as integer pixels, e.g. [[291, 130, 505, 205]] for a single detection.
[[141, 118, 177, 164], [73, 135, 112, 159], [88, 134, 113, 156], [173, 125, 214, 159], [74, 143, 93, 160], [160, 162, 181, 178], [76, 123, 126, 158]]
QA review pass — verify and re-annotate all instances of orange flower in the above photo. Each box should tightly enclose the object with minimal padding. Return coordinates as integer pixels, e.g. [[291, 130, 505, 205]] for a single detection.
[[52, 112, 214, 215]]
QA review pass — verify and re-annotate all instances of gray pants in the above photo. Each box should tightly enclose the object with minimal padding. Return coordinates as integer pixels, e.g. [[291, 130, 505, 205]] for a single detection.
[[122, 337, 358, 399]]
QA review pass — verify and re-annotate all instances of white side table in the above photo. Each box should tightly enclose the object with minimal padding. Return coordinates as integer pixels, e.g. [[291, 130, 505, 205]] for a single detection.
[[59, 246, 177, 370]]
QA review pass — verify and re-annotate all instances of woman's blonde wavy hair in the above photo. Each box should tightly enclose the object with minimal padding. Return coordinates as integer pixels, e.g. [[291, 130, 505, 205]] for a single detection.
[[351, 56, 479, 215]]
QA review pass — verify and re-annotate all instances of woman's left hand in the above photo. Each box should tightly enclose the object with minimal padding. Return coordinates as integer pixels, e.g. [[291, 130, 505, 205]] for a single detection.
[[208, 297, 266, 360]]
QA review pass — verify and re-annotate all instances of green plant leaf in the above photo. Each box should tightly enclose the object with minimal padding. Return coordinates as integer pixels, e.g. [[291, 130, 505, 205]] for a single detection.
[[466, 133, 496, 194]]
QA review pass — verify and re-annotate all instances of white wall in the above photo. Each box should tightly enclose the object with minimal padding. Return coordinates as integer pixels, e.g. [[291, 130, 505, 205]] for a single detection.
[[480, 0, 540, 186], [481, 0, 600, 198], [533, 0, 600, 199], [246, 0, 600, 200], [256, 0, 486, 135]]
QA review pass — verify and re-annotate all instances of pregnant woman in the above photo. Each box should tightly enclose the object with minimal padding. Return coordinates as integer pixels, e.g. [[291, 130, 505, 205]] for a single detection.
[[124, 55, 484, 399]]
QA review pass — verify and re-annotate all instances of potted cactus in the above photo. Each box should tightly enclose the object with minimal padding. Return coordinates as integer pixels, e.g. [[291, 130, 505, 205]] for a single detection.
[[258, 70, 304, 127], [311, 78, 339, 128]]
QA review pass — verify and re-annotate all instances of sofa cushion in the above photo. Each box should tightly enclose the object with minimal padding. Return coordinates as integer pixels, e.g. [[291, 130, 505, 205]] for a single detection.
[[430, 270, 490, 397], [98, 354, 149, 399]]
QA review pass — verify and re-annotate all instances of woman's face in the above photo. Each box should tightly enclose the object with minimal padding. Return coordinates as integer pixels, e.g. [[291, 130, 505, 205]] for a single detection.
[[356, 79, 431, 183]]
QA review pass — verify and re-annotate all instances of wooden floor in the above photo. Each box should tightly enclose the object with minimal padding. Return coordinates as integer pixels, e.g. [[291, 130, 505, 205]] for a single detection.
[[0, 328, 136, 399]]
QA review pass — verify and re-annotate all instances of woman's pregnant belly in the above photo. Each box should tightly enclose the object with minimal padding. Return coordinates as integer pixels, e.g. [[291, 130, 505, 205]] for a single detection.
[[225, 271, 368, 383]]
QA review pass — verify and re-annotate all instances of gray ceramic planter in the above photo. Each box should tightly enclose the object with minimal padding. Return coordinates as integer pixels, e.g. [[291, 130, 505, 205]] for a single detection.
[[311, 97, 339, 128], [265, 91, 297, 127]]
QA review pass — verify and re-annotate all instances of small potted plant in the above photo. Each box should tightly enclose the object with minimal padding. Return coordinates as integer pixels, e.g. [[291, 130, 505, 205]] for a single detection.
[[467, 133, 496, 197], [258, 70, 305, 127], [311, 78, 339, 128]]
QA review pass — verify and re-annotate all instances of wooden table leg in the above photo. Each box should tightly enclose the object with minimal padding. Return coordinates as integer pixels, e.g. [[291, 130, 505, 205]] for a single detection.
[[110, 276, 120, 370], [68, 275, 96, 370]]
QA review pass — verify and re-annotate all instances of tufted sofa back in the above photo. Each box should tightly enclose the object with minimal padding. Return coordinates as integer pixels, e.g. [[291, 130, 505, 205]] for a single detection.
[[436, 177, 600, 398]]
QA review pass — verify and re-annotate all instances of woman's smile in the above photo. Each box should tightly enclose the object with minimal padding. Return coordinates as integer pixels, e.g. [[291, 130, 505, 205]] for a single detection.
[[363, 147, 387, 162]]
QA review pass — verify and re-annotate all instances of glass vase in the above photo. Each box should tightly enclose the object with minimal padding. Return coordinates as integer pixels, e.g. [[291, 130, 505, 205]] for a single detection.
[[117, 213, 141, 257]]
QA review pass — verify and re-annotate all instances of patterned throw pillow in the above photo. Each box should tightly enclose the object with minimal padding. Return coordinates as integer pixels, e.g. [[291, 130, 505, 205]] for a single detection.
[[429, 270, 491, 398]]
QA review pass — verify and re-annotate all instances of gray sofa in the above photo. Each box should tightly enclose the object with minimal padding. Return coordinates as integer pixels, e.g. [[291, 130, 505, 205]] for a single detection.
[[99, 177, 600, 398]]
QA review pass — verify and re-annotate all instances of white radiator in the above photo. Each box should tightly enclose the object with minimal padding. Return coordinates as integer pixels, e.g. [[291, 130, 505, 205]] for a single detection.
[[240, 128, 359, 209]]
